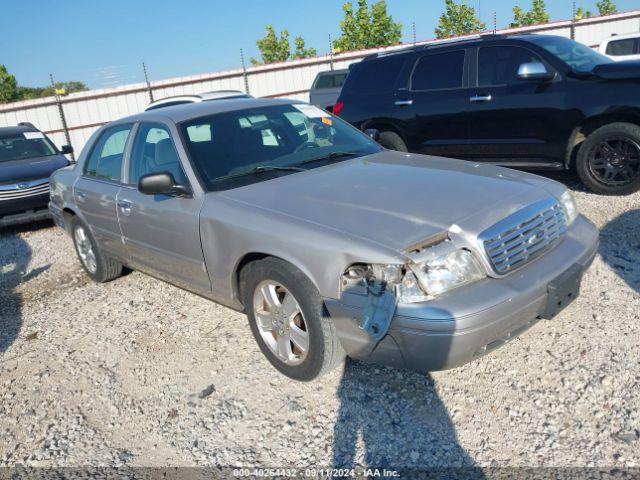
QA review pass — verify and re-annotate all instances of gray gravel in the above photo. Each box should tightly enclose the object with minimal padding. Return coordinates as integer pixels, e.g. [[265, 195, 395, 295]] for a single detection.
[[0, 175, 639, 469]]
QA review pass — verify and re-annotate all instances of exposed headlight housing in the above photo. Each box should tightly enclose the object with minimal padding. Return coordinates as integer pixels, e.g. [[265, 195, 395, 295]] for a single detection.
[[409, 249, 485, 297], [559, 190, 578, 226]]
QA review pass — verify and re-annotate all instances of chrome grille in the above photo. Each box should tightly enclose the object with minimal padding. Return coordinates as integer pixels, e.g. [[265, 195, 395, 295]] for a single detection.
[[480, 199, 567, 275], [0, 180, 49, 201]]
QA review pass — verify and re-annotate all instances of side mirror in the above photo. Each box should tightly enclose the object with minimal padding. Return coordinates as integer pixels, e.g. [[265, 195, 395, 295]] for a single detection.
[[517, 62, 555, 82], [61, 145, 74, 155], [138, 172, 190, 196], [364, 128, 381, 142]]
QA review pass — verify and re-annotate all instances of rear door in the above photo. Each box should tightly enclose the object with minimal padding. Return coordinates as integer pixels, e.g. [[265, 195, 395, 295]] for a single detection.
[[400, 49, 470, 157], [117, 121, 210, 295], [466, 44, 568, 165], [74, 124, 133, 261]]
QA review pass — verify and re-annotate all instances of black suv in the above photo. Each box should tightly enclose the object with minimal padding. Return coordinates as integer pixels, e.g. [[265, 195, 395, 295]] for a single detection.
[[0, 123, 72, 227], [335, 34, 640, 195]]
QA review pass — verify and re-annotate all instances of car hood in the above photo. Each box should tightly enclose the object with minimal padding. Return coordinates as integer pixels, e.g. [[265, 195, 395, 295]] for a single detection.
[[219, 151, 564, 253], [592, 60, 640, 80], [0, 154, 69, 184]]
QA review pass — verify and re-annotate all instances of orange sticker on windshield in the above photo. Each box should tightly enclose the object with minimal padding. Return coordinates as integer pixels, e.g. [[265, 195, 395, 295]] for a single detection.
[[322, 117, 333, 126]]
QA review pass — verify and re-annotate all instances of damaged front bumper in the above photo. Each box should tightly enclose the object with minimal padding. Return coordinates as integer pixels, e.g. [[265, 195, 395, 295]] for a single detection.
[[324, 215, 599, 373]]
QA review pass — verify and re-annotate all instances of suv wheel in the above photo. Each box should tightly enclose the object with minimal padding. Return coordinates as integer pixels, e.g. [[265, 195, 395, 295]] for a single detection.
[[378, 131, 408, 152], [577, 122, 640, 195], [240, 257, 345, 381], [71, 217, 123, 282]]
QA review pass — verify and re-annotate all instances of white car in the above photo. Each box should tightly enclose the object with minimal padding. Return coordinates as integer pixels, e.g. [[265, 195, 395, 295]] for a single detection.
[[599, 33, 640, 61]]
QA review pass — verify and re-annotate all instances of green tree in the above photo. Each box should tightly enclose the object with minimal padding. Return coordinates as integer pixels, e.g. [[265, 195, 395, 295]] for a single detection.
[[16, 81, 89, 100], [510, 0, 550, 27], [291, 37, 317, 60], [575, 7, 593, 19], [596, 0, 617, 15], [435, 0, 486, 39], [0, 65, 18, 103], [251, 25, 291, 65], [334, 0, 402, 51]]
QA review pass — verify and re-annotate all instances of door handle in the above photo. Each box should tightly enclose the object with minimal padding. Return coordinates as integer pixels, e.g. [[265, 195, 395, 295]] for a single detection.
[[76, 190, 86, 202], [394, 99, 413, 106], [117, 199, 133, 216], [470, 95, 492, 103]]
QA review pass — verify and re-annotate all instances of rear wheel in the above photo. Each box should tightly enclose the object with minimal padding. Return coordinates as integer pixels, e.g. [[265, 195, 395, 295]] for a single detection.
[[71, 217, 123, 283], [378, 131, 408, 152], [240, 257, 345, 381], [576, 122, 640, 195]]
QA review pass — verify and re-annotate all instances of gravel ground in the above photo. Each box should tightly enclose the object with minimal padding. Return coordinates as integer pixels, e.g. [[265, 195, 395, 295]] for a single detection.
[[0, 173, 639, 470]]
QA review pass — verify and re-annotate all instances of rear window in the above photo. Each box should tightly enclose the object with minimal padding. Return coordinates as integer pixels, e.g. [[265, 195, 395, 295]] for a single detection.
[[606, 38, 637, 56], [343, 55, 406, 95], [411, 50, 465, 91], [314, 73, 347, 89]]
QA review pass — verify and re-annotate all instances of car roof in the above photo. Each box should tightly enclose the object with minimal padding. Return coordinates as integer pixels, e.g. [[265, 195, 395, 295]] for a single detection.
[[0, 125, 39, 136], [603, 32, 640, 41], [116, 97, 303, 125], [144, 90, 253, 111]]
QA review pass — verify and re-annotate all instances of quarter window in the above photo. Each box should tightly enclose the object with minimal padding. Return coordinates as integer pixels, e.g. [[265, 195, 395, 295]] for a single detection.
[[129, 124, 188, 186], [411, 50, 465, 91], [478, 46, 545, 87], [84, 125, 132, 182], [605, 38, 637, 56]]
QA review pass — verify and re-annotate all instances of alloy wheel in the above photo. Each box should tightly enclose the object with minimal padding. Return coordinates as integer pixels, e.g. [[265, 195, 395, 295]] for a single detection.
[[588, 136, 640, 186], [74, 226, 97, 274], [252, 280, 309, 366]]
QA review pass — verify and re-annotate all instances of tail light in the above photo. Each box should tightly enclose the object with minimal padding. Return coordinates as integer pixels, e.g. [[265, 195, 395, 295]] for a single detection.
[[333, 100, 344, 116]]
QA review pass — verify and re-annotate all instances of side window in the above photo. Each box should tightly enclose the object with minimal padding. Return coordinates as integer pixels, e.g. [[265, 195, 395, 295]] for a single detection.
[[411, 50, 465, 91], [345, 56, 406, 95], [478, 46, 544, 87], [84, 125, 132, 182], [129, 123, 188, 186], [605, 38, 636, 56]]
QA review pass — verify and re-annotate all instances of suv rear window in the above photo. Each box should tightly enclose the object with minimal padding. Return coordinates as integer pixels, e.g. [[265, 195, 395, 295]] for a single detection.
[[606, 38, 637, 56], [411, 50, 465, 91], [343, 55, 406, 95], [314, 73, 347, 89]]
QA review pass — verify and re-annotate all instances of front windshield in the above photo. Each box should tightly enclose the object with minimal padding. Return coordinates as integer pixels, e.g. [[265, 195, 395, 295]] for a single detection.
[[0, 131, 58, 163], [179, 103, 381, 190], [527, 35, 613, 73]]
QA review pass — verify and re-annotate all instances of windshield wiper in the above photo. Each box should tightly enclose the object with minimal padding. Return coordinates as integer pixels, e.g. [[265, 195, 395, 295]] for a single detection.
[[297, 150, 364, 167], [252, 165, 306, 173]]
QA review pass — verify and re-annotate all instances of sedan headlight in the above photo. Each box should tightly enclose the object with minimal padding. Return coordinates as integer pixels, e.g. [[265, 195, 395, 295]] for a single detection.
[[409, 249, 485, 297], [559, 190, 578, 226]]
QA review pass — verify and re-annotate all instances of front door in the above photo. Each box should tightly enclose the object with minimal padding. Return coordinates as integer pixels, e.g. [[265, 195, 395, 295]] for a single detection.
[[466, 45, 569, 164], [117, 122, 210, 295], [74, 124, 133, 261], [401, 49, 470, 157]]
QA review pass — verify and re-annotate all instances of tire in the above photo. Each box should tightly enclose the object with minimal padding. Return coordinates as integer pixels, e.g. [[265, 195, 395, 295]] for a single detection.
[[576, 122, 640, 195], [71, 217, 123, 283], [378, 130, 408, 152], [239, 257, 345, 381]]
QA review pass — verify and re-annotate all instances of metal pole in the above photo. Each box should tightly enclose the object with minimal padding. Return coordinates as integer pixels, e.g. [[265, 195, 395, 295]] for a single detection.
[[571, 1, 576, 39], [50, 74, 74, 162], [493, 11, 497, 34], [329, 34, 334, 71], [412, 21, 416, 45], [240, 49, 250, 94], [142, 62, 153, 102]]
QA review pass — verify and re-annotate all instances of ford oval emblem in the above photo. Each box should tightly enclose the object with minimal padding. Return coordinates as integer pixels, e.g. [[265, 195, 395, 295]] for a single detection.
[[17, 183, 29, 190]]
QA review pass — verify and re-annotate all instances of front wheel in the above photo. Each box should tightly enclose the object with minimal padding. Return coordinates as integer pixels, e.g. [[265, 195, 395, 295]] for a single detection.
[[240, 257, 345, 381], [576, 122, 640, 195]]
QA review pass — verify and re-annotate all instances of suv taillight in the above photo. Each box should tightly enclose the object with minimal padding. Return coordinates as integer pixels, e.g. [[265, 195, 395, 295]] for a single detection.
[[333, 100, 344, 116]]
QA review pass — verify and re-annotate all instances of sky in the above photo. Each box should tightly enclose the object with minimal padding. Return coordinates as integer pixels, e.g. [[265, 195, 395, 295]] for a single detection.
[[2, 0, 639, 89]]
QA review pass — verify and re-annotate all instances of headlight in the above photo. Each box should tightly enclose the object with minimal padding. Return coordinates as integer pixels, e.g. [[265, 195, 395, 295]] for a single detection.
[[409, 249, 485, 297], [559, 190, 578, 226]]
